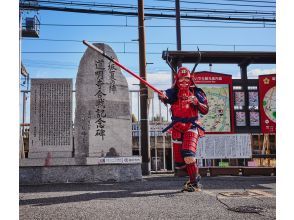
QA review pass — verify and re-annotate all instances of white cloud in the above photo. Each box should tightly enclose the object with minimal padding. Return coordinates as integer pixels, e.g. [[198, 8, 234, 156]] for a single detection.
[[232, 68, 276, 79], [247, 68, 276, 79], [125, 71, 172, 91], [232, 74, 241, 79]]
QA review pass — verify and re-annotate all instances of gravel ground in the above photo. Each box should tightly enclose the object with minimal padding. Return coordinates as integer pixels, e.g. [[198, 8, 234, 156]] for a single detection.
[[19, 175, 276, 220]]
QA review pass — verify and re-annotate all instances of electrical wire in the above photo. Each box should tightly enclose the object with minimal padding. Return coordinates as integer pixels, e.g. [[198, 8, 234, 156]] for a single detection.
[[20, 3, 276, 23], [30, 23, 275, 28], [21, 38, 276, 48], [153, 0, 275, 8], [23, 0, 276, 16], [152, 0, 276, 3], [21, 51, 162, 54]]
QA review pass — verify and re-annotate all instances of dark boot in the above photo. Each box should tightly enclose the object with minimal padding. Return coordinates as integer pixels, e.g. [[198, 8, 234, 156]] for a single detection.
[[182, 175, 202, 192], [182, 179, 190, 192]]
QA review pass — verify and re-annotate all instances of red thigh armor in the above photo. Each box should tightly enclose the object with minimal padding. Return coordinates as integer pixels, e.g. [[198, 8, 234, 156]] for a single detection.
[[182, 130, 199, 153]]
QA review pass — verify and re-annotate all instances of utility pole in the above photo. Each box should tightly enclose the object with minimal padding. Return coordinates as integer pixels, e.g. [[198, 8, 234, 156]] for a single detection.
[[175, 0, 182, 70], [138, 0, 150, 175]]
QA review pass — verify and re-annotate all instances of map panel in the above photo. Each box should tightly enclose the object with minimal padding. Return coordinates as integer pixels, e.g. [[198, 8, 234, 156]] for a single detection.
[[259, 75, 276, 133], [263, 86, 276, 122], [197, 84, 231, 132]]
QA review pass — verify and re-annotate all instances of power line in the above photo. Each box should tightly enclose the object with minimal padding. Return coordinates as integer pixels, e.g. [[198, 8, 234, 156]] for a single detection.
[[22, 38, 276, 47], [153, 0, 276, 3], [148, 16, 276, 25], [217, 0, 276, 4], [26, 0, 276, 8], [23, 0, 276, 15], [205, 0, 275, 3], [31, 23, 275, 28], [154, 0, 275, 8], [20, 4, 276, 23], [21, 51, 162, 54]]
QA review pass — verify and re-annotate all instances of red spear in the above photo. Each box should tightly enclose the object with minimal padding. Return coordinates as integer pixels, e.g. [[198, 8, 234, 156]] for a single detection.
[[83, 40, 167, 99]]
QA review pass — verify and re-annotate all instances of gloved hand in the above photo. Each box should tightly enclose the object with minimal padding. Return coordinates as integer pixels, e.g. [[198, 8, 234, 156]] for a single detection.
[[158, 91, 168, 102], [188, 96, 198, 105]]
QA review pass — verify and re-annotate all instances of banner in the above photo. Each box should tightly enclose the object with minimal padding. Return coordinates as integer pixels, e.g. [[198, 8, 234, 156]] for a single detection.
[[192, 71, 234, 133], [258, 74, 276, 133]]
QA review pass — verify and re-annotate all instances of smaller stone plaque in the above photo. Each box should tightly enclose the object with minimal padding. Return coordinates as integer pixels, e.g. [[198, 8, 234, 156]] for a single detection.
[[29, 79, 73, 158]]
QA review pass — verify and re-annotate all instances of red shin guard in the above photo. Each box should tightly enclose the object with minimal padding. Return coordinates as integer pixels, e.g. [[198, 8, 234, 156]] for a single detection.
[[186, 162, 198, 183]]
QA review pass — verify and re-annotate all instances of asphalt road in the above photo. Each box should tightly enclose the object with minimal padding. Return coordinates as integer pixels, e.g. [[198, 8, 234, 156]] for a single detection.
[[19, 175, 276, 220]]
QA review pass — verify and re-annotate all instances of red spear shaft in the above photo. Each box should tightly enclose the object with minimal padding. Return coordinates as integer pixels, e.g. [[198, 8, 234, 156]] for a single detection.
[[83, 40, 167, 98]]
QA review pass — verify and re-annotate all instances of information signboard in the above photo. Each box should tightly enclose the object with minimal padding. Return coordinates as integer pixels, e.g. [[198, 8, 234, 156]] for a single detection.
[[258, 74, 276, 133], [196, 134, 252, 159], [192, 71, 234, 133]]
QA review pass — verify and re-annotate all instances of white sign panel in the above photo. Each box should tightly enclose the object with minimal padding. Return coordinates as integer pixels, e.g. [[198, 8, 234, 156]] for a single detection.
[[97, 156, 142, 164], [132, 122, 170, 136], [196, 134, 252, 159]]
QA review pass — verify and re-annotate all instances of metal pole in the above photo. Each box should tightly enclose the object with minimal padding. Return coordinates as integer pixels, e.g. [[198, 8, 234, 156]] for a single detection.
[[166, 105, 169, 122], [138, 0, 150, 175], [240, 63, 250, 128], [158, 99, 164, 170], [175, 0, 182, 68], [19, 12, 26, 159], [129, 91, 132, 121], [20, 13, 22, 133], [159, 100, 162, 123], [171, 138, 174, 171], [163, 134, 166, 171], [137, 91, 140, 121], [152, 97, 154, 123], [152, 97, 154, 140], [22, 92, 26, 135], [155, 130, 158, 171], [138, 91, 141, 156]]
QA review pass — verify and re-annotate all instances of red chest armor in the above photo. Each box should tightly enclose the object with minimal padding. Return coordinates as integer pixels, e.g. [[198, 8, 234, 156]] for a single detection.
[[171, 88, 198, 118]]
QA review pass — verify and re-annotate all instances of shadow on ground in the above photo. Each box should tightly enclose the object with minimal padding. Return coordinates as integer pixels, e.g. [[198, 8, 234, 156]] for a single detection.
[[19, 175, 275, 207]]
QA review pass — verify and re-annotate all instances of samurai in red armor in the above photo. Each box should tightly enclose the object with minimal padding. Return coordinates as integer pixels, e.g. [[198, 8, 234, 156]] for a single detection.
[[159, 67, 209, 192]]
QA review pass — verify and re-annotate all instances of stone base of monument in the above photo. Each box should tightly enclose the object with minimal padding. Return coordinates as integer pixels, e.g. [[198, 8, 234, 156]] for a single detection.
[[19, 156, 142, 185]]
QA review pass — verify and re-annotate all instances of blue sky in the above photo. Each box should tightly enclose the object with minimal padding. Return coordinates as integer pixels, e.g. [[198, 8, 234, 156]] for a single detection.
[[20, 0, 276, 121]]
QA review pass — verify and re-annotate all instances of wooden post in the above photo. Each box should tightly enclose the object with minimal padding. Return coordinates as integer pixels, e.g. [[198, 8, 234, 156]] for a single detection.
[[138, 0, 150, 175]]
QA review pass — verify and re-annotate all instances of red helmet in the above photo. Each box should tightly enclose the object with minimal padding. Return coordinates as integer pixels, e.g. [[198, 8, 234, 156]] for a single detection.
[[174, 67, 192, 89], [176, 67, 191, 80]]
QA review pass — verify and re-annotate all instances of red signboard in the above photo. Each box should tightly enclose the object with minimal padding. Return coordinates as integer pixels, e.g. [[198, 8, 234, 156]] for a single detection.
[[258, 74, 276, 133], [192, 71, 234, 133], [193, 71, 233, 84]]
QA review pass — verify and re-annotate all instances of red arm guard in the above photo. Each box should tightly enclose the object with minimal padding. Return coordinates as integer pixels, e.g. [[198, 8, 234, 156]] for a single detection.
[[194, 87, 209, 115], [198, 101, 209, 115], [189, 94, 209, 115]]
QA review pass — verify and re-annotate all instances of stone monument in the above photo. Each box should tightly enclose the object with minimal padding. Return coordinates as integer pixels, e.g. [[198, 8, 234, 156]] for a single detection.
[[19, 44, 142, 185], [74, 43, 133, 164]]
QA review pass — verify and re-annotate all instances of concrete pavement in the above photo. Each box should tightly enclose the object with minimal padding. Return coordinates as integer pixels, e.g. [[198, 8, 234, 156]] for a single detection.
[[19, 175, 276, 220]]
